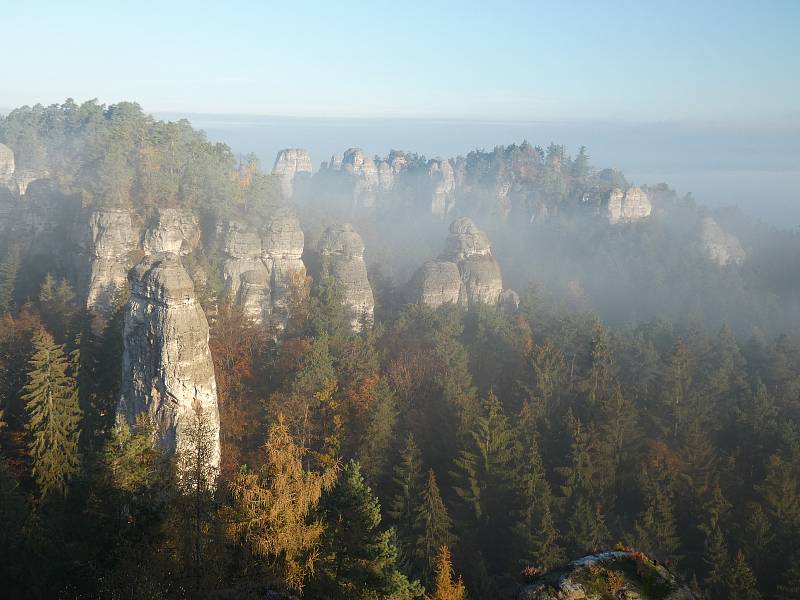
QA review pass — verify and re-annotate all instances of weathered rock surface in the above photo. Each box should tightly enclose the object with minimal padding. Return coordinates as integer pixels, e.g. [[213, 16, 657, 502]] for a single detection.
[[273, 149, 313, 198], [701, 217, 745, 266], [519, 551, 695, 599], [607, 186, 652, 224], [409, 218, 505, 308], [318, 223, 374, 329], [263, 210, 306, 322], [428, 159, 455, 218], [143, 208, 200, 255], [341, 148, 380, 208], [84, 209, 141, 314], [118, 253, 220, 472], [0, 143, 15, 186]]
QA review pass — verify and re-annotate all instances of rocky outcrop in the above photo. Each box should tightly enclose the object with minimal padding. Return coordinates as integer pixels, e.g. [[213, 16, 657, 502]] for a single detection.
[[341, 148, 380, 208], [218, 209, 306, 325], [118, 253, 220, 473], [409, 218, 507, 308], [701, 217, 745, 266], [318, 223, 374, 329], [273, 149, 313, 198], [143, 208, 200, 256], [84, 209, 141, 314], [0, 143, 15, 187], [519, 551, 695, 599], [428, 159, 455, 218], [607, 186, 652, 224]]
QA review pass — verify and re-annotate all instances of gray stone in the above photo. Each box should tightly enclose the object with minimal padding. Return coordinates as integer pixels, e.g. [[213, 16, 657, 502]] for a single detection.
[[607, 186, 652, 224], [701, 217, 745, 266], [273, 149, 313, 198], [118, 253, 220, 472], [143, 207, 201, 255]]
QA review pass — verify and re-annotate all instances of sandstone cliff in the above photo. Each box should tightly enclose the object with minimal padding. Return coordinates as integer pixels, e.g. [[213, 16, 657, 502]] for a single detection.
[[143, 207, 201, 256], [0, 143, 15, 187], [273, 148, 313, 198], [701, 217, 745, 266], [218, 208, 306, 325], [409, 218, 508, 308], [606, 186, 652, 224], [318, 223, 374, 329], [118, 253, 220, 471]]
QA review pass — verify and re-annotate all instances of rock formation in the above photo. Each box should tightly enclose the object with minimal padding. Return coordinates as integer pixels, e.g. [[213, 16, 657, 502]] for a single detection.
[[519, 550, 695, 599], [118, 253, 220, 472], [701, 217, 745, 266], [273, 149, 313, 198], [318, 223, 374, 329], [143, 207, 200, 256], [218, 209, 306, 325], [341, 148, 380, 208], [428, 159, 456, 218], [607, 186, 652, 224], [84, 209, 141, 314], [409, 218, 509, 308], [0, 143, 15, 187]]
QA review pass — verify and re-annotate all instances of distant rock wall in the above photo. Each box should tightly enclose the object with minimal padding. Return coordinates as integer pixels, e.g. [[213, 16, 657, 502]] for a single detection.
[[701, 217, 745, 266], [118, 253, 220, 471], [606, 186, 652, 224], [273, 149, 313, 198], [318, 223, 374, 329]]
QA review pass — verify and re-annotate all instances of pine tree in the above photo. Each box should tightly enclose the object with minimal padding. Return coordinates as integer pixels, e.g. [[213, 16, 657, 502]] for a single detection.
[[0, 245, 20, 312], [229, 414, 338, 592], [388, 432, 425, 561], [514, 438, 563, 571], [424, 546, 466, 600], [451, 390, 520, 574], [571, 145, 591, 177], [726, 550, 762, 600], [313, 460, 421, 599], [23, 326, 82, 499], [776, 557, 800, 600], [356, 379, 398, 492], [634, 463, 680, 562], [414, 469, 455, 584], [700, 510, 730, 599]]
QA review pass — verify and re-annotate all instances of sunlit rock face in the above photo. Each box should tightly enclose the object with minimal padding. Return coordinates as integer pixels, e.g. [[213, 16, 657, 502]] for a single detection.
[[607, 186, 652, 224], [273, 148, 313, 198], [143, 207, 201, 255], [518, 550, 696, 599], [318, 223, 374, 330], [701, 217, 745, 266], [218, 209, 306, 325], [409, 218, 508, 308], [428, 159, 456, 218], [118, 253, 220, 472], [0, 143, 15, 187], [84, 208, 141, 315], [341, 148, 380, 208]]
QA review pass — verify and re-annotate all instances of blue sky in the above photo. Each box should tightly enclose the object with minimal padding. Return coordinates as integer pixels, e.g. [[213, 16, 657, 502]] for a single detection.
[[2, 1, 798, 122]]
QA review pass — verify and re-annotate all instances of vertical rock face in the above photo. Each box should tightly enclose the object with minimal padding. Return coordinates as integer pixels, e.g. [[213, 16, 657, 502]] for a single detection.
[[273, 149, 313, 198], [701, 217, 745, 266], [143, 208, 201, 255], [118, 253, 220, 471], [0, 143, 15, 187], [428, 159, 455, 218], [409, 218, 507, 308], [318, 223, 374, 329], [341, 148, 380, 208], [607, 186, 652, 224], [84, 209, 141, 314], [218, 209, 306, 325]]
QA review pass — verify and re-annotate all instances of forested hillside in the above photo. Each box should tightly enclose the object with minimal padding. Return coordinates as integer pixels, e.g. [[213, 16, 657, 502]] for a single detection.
[[0, 101, 799, 599]]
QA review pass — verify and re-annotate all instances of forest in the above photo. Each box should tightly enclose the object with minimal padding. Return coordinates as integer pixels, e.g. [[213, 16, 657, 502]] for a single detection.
[[0, 101, 799, 600]]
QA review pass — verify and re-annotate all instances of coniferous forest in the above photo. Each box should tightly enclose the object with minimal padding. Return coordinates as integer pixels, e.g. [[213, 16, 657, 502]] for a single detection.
[[1, 100, 800, 600]]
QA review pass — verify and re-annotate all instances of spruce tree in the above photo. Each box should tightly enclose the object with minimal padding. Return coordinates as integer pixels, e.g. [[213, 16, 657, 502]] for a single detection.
[[388, 432, 425, 561], [23, 327, 82, 499], [634, 464, 680, 562], [514, 438, 563, 571], [314, 460, 420, 599], [414, 469, 455, 584], [776, 557, 800, 600], [726, 550, 762, 600], [0, 245, 20, 313]]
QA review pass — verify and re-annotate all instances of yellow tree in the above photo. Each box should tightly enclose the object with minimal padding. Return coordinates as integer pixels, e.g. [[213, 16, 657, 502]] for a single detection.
[[228, 414, 338, 592], [425, 546, 466, 600]]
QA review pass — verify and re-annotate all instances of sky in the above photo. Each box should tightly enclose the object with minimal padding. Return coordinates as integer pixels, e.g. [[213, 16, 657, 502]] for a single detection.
[[2, 1, 799, 122]]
